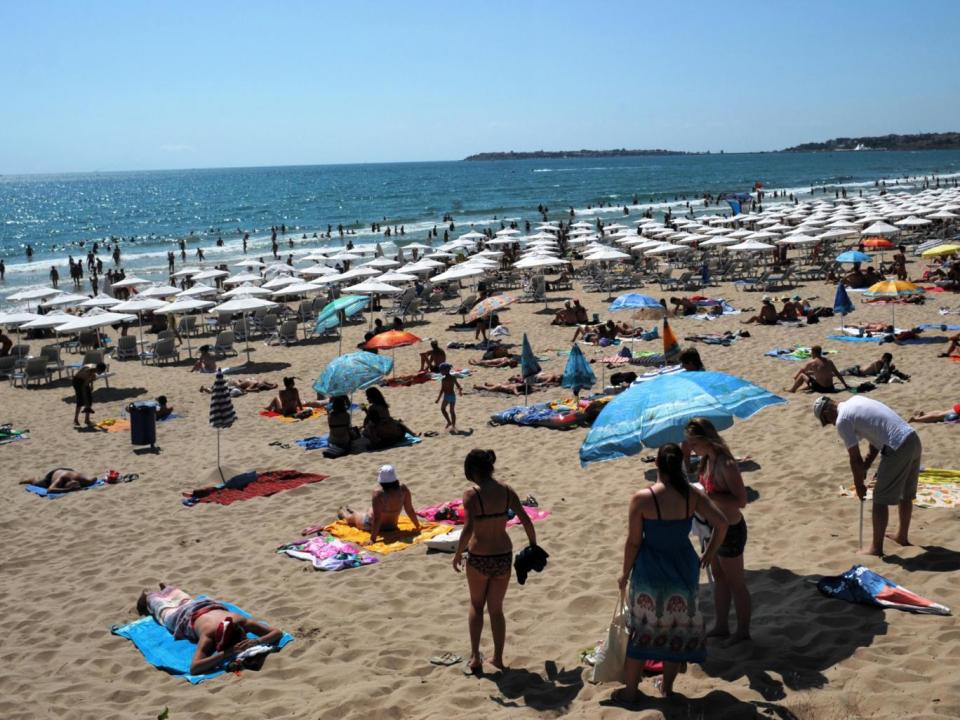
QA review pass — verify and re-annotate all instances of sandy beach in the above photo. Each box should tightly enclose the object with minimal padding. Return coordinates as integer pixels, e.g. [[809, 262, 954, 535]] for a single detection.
[[1, 270, 958, 720]]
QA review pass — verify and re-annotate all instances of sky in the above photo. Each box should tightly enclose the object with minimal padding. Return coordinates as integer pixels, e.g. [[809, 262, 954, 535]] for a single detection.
[[2, 0, 960, 174]]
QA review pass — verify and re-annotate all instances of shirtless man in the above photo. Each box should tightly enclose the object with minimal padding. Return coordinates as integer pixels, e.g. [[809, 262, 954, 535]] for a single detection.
[[419, 339, 446, 372], [469, 356, 519, 368], [551, 301, 575, 326], [264, 377, 314, 419], [788, 345, 850, 393], [339, 464, 421, 544], [24, 468, 98, 492], [778, 296, 803, 321], [72, 362, 107, 426], [137, 584, 284, 675], [741, 297, 779, 325], [200, 377, 277, 395]]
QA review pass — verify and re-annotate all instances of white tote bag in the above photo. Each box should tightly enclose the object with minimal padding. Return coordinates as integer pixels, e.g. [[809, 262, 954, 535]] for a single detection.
[[591, 593, 629, 683]]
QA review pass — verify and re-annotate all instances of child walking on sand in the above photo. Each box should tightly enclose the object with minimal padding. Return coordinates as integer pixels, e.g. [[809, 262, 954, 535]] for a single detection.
[[436, 363, 462, 432]]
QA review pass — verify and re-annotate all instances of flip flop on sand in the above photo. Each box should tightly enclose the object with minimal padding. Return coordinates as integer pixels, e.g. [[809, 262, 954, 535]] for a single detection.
[[429, 652, 462, 666]]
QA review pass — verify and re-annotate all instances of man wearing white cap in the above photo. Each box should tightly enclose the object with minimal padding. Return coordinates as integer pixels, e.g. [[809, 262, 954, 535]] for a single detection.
[[813, 396, 921, 556], [338, 465, 421, 544]]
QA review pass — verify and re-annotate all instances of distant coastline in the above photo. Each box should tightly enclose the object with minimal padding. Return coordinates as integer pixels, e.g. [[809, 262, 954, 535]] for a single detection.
[[463, 148, 701, 161], [783, 132, 960, 153]]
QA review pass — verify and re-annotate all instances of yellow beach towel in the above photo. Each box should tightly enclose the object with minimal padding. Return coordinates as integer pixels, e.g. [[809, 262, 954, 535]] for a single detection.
[[259, 407, 327, 423], [95, 418, 131, 433], [323, 517, 449, 554]]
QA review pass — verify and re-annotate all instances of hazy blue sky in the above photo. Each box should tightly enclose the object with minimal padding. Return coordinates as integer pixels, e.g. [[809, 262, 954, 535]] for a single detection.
[[3, 1, 960, 173]]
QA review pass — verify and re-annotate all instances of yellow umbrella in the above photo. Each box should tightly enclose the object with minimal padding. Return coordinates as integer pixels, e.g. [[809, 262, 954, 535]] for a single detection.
[[921, 244, 960, 258], [863, 280, 924, 326]]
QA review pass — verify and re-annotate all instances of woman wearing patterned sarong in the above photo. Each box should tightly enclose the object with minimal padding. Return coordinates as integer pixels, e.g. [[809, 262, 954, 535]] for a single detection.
[[616, 444, 728, 700]]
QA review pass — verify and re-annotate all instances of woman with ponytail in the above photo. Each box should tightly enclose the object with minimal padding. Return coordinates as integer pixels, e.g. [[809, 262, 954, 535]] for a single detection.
[[616, 443, 727, 700], [453, 449, 537, 675]]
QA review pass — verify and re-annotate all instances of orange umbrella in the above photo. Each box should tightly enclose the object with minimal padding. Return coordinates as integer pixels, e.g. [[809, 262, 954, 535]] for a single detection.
[[364, 330, 421, 350], [863, 237, 894, 249]]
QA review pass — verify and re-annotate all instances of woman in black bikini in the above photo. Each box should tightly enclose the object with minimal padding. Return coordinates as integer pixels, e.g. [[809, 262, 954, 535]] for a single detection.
[[453, 449, 536, 675]]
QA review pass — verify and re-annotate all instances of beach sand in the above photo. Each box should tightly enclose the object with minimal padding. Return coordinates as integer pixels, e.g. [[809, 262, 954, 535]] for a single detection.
[[2, 277, 959, 720]]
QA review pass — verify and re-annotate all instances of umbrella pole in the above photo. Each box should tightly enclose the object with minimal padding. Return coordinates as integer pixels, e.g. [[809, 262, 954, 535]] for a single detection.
[[138, 310, 145, 364], [244, 312, 251, 364]]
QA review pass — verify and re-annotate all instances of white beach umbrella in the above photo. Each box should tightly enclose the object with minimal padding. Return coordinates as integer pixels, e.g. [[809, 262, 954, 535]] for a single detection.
[[111, 276, 151, 289], [336, 267, 382, 282], [327, 251, 362, 262], [644, 243, 691, 256], [861, 221, 900, 236], [79, 294, 121, 308], [261, 275, 298, 290], [431, 266, 486, 282], [485, 236, 519, 246], [584, 248, 632, 261], [342, 280, 403, 294], [154, 298, 215, 357], [270, 281, 323, 297], [727, 239, 776, 252], [191, 269, 230, 282], [177, 283, 219, 298], [20, 312, 74, 330], [222, 283, 272, 298], [223, 272, 263, 285], [402, 242, 434, 250], [171, 266, 201, 278], [895, 215, 932, 227], [41, 292, 89, 308], [300, 265, 338, 278], [928, 209, 958, 220], [513, 256, 569, 269], [211, 295, 280, 360], [495, 228, 520, 236], [55, 311, 137, 334], [458, 232, 485, 241], [6, 286, 62, 302], [363, 257, 401, 269], [112, 297, 169, 360], [232, 259, 267, 268], [138, 284, 183, 298], [377, 271, 418, 284]]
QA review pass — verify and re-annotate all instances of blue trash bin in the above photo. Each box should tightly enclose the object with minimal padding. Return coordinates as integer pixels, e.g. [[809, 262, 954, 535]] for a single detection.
[[128, 401, 158, 447]]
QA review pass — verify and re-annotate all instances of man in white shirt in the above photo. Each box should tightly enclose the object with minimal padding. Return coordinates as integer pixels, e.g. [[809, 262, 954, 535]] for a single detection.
[[814, 395, 921, 556]]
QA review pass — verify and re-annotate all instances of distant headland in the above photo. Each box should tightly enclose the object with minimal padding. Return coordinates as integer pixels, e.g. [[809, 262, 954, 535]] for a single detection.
[[463, 148, 700, 161], [783, 132, 960, 152]]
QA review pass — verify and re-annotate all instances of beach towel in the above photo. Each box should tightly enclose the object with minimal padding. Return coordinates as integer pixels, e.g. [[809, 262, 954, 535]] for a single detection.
[[111, 597, 294, 683], [25, 478, 107, 499], [277, 535, 378, 571], [765, 346, 838, 361], [429, 368, 470, 380], [817, 565, 950, 615], [828, 334, 886, 343], [182, 470, 328, 506], [416, 499, 551, 527], [489, 403, 583, 429], [839, 469, 960, 509], [919, 323, 960, 331], [259, 407, 327, 422], [294, 433, 421, 452], [0, 426, 29, 445], [321, 516, 450, 554], [380, 371, 433, 387], [684, 333, 740, 346]]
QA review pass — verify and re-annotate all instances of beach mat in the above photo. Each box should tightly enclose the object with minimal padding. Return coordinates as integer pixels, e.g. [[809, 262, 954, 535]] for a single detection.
[[839, 469, 960, 509], [259, 407, 327, 423], [111, 597, 294, 684], [417, 499, 550, 527], [295, 433, 421, 452], [817, 565, 950, 615], [321, 516, 450, 554], [25, 478, 106, 499], [919, 323, 960, 331], [182, 470, 328, 506], [277, 535, 378, 571], [0, 426, 29, 445]]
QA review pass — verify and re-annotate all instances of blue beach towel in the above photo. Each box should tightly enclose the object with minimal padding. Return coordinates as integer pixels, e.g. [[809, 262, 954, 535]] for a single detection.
[[919, 323, 960, 331], [25, 479, 106, 499], [827, 335, 885, 343], [295, 433, 421, 451], [112, 597, 294, 684]]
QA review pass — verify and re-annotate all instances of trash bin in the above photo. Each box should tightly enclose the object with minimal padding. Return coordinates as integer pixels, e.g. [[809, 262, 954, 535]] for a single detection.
[[128, 400, 158, 448]]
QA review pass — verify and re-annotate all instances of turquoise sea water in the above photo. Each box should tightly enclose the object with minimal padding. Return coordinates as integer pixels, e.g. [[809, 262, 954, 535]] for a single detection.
[[2, 150, 960, 289]]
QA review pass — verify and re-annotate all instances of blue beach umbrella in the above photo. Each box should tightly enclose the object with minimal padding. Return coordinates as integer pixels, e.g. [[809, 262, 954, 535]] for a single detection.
[[313, 351, 393, 397], [608, 293, 664, 313], [579, 371, 785, 466], [833, 283, 855, 329], [314, 295, 370, 354], [835, 251, 873, 264], [562, 343, 595, 395]]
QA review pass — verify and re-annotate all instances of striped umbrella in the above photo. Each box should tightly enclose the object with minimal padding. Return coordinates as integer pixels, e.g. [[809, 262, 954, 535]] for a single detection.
[[466, 294, 517, 323], [209, 369, 237, 481]]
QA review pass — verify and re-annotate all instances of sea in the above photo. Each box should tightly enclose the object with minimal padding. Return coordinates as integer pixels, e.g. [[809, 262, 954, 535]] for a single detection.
[[3, 150, 960, 292]]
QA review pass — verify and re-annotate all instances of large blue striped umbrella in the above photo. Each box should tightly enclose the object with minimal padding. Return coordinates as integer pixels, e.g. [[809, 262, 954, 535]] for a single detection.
[[579, 370, 785, 466], [313, 351, 393, 397]]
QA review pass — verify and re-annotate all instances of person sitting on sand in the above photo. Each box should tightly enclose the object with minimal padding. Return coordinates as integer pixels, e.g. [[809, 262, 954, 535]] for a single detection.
[[361, 387, 417, 448], [326, 395, 359, 454], [939, 333, 960, 358], [844, 264, 867, 289], [200, 377, 278, 396], [0, 329, 12, 357], [190, 346, 217, 373], [741, 296, 779, 325], [843, 352, 910, 382], [23, 468, 98, 492], [864, 266, 883, 286], [551, 301, 576, 326], [572, 319, 618, 344], [339, 464, 420, 544], [264, 377, 319, 419], [778, 296, 803, 321], [453, 449, 537, 675], [814, 395, 921, 557], [419, 339, 447, 372], [137, 583, 284, 675], [670, 296, 698, 316], [72, 362, 107, 427], [469, 356, 519, 368], [788, 345, 849, 393], [679, 347, 705, 371], [156, 395, 173, 420], [573, 299, 589, 324], [908, 403, 960, 424]]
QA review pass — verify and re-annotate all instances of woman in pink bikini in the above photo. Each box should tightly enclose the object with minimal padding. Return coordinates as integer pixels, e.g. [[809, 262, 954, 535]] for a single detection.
[[683, 417, 751, 644], [452, 449, 537, 675]]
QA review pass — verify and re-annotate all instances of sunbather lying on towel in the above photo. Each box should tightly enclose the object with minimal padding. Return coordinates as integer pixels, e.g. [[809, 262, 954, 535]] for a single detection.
[[22, 468, 97, 492], [571, 320, 618, 344], [200, 377, 278, 396], [908, 403, 960, 424], [787, 345, 850, 394], [264, 377, 322, 418], [137, 584, 284, 675], [469, 356, 519, 368], [338, 464, 421, 544], [842, 352, 910, 382], [510, 371, 562, 385]]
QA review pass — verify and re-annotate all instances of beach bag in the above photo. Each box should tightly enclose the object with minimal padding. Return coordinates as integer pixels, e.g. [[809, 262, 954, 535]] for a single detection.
[[591, 594, 629, 683]]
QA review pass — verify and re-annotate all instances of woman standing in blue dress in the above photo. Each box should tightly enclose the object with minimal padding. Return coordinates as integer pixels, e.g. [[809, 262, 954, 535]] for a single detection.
[[617, 443, 728, 700]]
